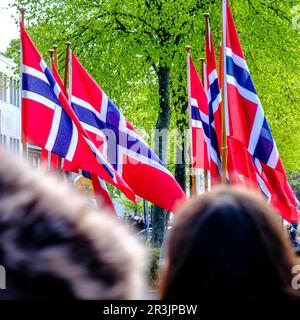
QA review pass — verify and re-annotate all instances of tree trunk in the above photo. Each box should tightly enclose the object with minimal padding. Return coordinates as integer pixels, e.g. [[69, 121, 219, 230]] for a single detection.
[[151, 64, 171, 248], [174, 94, 188, 193]]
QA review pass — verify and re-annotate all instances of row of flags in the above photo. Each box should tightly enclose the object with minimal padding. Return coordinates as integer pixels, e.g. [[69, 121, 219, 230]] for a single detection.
[[20, 22, 187, 213], [20, 0, 298, 222], [189, 0, 299, 222]]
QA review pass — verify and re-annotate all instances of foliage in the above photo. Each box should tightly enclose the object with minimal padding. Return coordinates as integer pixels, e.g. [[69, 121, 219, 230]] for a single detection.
[[5, 38, 20, 65], [118, 196, 144, 216], [149, 247, 161, 285], [288, 171, 300, 201]]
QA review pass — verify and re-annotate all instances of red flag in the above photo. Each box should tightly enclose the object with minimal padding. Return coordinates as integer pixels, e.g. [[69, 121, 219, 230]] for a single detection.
[[68, 52, 187, 212], [20, 24, 136, 202], [40, 61, 62, 170], [91, 174, 116, 212], [221, 0, 299, 222], [188, 55, 210, 170], [204, 16, 222, 185]]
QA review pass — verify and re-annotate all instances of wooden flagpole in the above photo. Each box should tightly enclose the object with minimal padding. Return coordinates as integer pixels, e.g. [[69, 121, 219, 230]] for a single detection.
[[63, 41, 71, 96], [48, 46, 65, 174], [47, 48, 55, 171], [200, 57, 209, 192], [48, 49, 54, 66], [221, 0, 228, 185], [19, 7, 28, 159], [185, 45, 196, 196], [61, 42, 71, 175], [19, 7, 26, 27], [143, 199, 150, 241], [52, 44, 58, 69]]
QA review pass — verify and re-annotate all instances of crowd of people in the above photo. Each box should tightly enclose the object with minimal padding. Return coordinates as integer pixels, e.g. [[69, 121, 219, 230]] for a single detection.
[[125, 215, 146, 232], [0, 151, 299, 300]]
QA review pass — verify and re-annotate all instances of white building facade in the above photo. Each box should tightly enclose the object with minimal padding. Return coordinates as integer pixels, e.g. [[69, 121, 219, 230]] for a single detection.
[[0, 54, 21, 154], [0, 53, 42, 166]]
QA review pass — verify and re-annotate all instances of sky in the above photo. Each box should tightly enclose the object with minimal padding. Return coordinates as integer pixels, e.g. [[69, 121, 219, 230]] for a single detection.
[[0, 0, 19, 53]]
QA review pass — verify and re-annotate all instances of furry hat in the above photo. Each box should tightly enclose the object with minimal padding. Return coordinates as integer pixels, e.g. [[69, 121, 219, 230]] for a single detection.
[[0, 152, 148, 299]]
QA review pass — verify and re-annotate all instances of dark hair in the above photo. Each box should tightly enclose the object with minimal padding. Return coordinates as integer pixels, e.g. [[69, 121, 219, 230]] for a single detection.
[[160, 187, 300, 300], [0, 152, 147, 299]]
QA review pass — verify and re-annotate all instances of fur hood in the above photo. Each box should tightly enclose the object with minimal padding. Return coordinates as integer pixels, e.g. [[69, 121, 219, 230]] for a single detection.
[[0, 153, 148, 299]]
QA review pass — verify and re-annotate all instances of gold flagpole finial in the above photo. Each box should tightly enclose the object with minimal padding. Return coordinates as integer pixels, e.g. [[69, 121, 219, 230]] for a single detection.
[[52, 45, 58, 69], [18, 7, 26, 24], [185, 45, 191, 53], [48, 48, 54, 56], [63, 41, 71, 95], [203, 13, 210, 32]]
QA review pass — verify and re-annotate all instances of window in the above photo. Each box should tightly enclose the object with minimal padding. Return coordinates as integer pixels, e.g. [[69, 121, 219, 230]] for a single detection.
[[8, 78, 19, 107], [0, 73, 3, 102], [16, 80, 20, 108], [9, 137, 20, 154], [9, 78, 13, 105], [16, 139, 20, 154], [2, 135, 6, 147], [0, 74, 8, 103], [28, 146, 41, 168], [3, 75, 7, 103]]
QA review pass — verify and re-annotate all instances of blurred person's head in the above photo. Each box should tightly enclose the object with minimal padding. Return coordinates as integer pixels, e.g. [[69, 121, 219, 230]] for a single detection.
[[160, 187, 300, 300], [0, 152, 147, 299]]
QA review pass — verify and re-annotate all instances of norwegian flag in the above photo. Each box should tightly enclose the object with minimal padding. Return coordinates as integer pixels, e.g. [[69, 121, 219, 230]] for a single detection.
[[40, 146, 60, 170], [20, 24, 135, 202], [204, 16, 222, 184], [91, 174, 115, 211], [188, 54, 210, 171], [81, 171, 115, 212], [68, 51, 186, 212], [40, 61, 62, 170], [222, 0, 299, 222]]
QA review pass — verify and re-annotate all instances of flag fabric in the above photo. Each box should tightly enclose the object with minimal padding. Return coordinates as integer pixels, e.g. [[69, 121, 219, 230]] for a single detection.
[[40, 60, 62, 170], [69, 51, 186, 212], [204, 17, 222, 184], [20, 24, 135, 202], [40, 147, 60, 170], [81, 170, 115, 211], [222, 0, 299, 222], [188, 54, 210, 171], [91, 174, 116, 211]]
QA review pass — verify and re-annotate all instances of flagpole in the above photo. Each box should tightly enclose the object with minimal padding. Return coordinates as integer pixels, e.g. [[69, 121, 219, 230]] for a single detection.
[[19, 7, 28, 159], [48, 48, 55, 171], [185, 45, 196, 197], [48, 49, 54, 68], [202, 13, 210, 191], [143, 199, 150, 241], [200, 57, 209, 192], [203, 12, 210, 29], [221, 0, 228, 185], [52, 44, 58, 70], [51, 45, 67, 175], [57, 41, 71, 173], [63, 41, 71, 96]]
